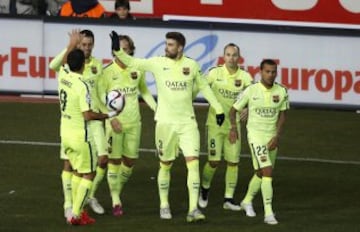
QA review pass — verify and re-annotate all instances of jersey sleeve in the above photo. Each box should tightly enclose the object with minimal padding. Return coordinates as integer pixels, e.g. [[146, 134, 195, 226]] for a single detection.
[[138, 72, 157, 111], [233, 86, 250, 111], [113, 49, 157, 73], [96, 81, 109, 113], [192, 82, 199, 100], [195, 65, 224, 114], [94, 62, 108, 112], [96, 61, 104, 75], [78, 81, 91, 113], [192, 68, 216, 100], [96, 67, 111, 113], [280, 87, 290, 111], [206, 68, 217, 86], [96, 72, 107, 104], [243, 71, 254, 88], [49, 48, 67, 72]]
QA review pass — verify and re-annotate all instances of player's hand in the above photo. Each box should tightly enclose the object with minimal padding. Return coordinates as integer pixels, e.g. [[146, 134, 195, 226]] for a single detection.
[[67, 29, 82, 49], [110, 118, 122, 133], [228, 127, 238, 144], [110, 30, 120, 51], [267, 135, 279, 151], [240, 108, 248, 122], [216, 113, 225, 126]]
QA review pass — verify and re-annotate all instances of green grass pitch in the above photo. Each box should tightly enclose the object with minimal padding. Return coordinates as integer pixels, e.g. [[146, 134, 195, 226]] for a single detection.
[[0, 102, 359, 232]]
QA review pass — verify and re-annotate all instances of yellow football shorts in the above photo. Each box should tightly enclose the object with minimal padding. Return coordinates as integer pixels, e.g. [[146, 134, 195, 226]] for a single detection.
[[247, 131, 277, 170], [155, 121, 200, 162], [108, 122, 141, 159], [207, 125, 241, 163]]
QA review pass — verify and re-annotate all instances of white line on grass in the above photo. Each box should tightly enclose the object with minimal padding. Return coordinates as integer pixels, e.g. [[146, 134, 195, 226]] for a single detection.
[[0, 140, 59, 146], [1, 139, 360, 165]]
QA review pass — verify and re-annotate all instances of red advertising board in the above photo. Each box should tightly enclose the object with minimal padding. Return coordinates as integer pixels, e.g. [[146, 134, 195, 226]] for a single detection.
[[101, 0, 360, 25]]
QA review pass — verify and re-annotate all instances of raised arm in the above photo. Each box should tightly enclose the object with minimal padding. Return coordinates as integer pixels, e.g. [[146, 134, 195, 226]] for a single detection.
[[110, 31, 155, 72], [49, 29, 82, 72]]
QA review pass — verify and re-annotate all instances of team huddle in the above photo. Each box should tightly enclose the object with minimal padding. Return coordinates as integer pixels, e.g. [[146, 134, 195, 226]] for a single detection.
[[50, 28, 289, 226]]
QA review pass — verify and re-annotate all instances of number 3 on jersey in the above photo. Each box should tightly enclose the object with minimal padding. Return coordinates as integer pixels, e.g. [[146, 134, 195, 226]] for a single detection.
[[59, 89, 67, 111]]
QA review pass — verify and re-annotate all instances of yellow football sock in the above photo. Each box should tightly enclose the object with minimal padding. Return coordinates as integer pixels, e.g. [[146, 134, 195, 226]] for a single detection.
[[201, 162, 217, 189], [61, 170, 72, 209], [242, 174, 262, 203], [88, 166, 106, 199], [107, 163, 121, 206], [225, 165, 238, 199], [158, 162, 172, 208], [72, 178, 93, 217], [71, 174, 81, 205], [261, 176, 274, 217], [186, 159, 200, 212], [118, 163, 133, 197]]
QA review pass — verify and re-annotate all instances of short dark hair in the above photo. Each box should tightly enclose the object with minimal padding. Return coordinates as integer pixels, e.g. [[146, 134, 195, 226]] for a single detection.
[[166, 32, 186, 47], [119, 34, 136, 56], [115, 0, 130, 10], [260, 59, 277, 69], [67, 49, 85, 72], [223, 43, 240, 55], [80, 29, 95, 42]]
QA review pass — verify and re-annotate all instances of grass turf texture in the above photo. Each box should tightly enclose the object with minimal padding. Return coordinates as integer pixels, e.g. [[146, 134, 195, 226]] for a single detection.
[[0, 102, 359, 232]]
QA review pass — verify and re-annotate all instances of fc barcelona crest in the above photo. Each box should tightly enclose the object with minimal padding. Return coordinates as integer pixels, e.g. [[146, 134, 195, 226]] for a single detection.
[[131, 72, 138, 80], [183, 67, 190, 75], [235, 79, 242, 87], [91, 66, 97, 74], [273, 95, 280, 103]]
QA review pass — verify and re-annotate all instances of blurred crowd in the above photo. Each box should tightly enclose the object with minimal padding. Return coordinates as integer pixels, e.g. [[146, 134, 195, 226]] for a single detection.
[[0, 0, 135, 19]]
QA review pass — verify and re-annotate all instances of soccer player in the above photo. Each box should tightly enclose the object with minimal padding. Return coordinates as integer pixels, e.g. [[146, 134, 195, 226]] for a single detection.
[[110, 31, 225, 222], [229, 59, 289, 225], [198, 43, 253, 210], [49, 29, 109, 216], [58, 48, 119, 225], [97, 34, 157, 216]]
